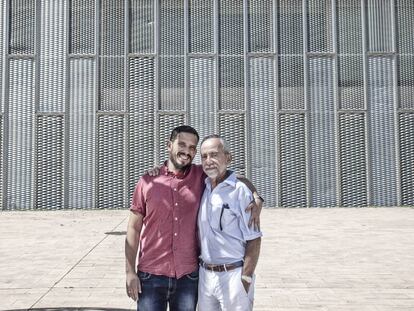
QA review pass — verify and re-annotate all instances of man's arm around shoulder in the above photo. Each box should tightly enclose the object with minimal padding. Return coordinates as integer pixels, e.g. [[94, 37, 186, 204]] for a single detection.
[[125, 210, 144, 301]]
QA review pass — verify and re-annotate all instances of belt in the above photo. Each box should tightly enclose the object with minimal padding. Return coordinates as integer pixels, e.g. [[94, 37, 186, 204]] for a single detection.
[[199, 259, 243, 272]]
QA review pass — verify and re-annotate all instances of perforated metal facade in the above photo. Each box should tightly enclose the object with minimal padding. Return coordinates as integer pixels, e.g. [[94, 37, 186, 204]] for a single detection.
[[0, 0, 413, 209]]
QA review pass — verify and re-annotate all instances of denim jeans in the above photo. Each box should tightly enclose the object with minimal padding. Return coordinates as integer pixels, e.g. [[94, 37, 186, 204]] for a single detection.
[[137, 269, 199, 311]]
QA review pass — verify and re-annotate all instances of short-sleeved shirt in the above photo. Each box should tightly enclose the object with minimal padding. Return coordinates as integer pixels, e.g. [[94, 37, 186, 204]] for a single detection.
[[130, 163, 205, 278], [198, 171, 262, 265]]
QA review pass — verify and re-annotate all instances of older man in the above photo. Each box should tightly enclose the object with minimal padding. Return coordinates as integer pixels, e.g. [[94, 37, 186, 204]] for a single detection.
[[198, 134, 262, 311]]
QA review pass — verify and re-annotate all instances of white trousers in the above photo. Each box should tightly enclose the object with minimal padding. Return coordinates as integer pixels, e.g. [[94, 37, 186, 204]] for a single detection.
[[198, 266, 255, 311]]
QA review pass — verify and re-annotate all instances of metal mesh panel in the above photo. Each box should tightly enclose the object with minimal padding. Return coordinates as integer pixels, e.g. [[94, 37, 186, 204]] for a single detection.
[[9, 0, 36, 55], [339, 113, 367, 206], [189, 57, 215, 164], [399, 55, 414, 109], [36, 116, 64, 209], [397, 0, 414, 54], [0, 0, 3, 113], [99, 56, 124, 111], [279, 113, 307, 207], [279, 55, 304, 110], [39, 0, 67, 112], [249, 0, 273, 53], [161, 0, 184, 55], [219, 56, 244, 110], [219, 114, 245, 175], [309, 57, 336, 207], [368, 56, 397, 206], [307, 0, 333, 53], [339, 55, 364, 110], [160, 56, 185, 110], [399, 113, 414, 206], [70, 0, 95, 54], [159, 114, 185, 163], [129, 57, 155, 195], [250, 57, 277, 206], [278, 0, 303, 55], [101, 0, 125, 56], [189, 0, 214, 54], [69, 58, 95, 209], [337, 0, 362, 54], [97, 115, 125, 209], [367, 0, 393, 52], [7, 59, 35, 210], [130, 0, 154, 54], [219, 0, 243, 55]]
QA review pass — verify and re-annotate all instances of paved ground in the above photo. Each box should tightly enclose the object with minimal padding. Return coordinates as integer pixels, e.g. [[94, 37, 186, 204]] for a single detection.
[[0, 208, 414, 311]]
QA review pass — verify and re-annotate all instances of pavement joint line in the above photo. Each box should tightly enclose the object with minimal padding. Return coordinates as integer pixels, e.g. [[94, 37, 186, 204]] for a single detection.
[[28, 215, 128, 310]]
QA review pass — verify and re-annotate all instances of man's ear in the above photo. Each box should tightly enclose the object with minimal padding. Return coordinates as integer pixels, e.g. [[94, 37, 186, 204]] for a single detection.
[[167, 140, 172, 151], [226, 153, 232, 165]]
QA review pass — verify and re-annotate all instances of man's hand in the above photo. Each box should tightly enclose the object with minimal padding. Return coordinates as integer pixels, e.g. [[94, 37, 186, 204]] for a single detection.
[[126, 271, 141, 301], [146, 165, 161, 176], [241, 278, 251, 294], [245, 196, 263, 230]]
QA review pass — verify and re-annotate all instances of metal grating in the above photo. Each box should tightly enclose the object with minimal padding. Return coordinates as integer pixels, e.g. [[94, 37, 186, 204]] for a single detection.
[[0, 116, 2, 209], [307, 0, 333, 53], [160, 56, 185, 110], [130, 0, 154, 54], [309, 57, 336, 207], [39, 0, 67, 112], [399, 113, 414, 206], [97, 115, 125, 209], [250, 57, 277, 206], [161, 0, 184, 56], [368, 56, 397, 206], [101, 0, 125, 56], [367, 0, 393, 52], [9, 0, 36, 55], [219, 0, 244, 55], [99, 56, 125, 111], [278, 0, 303, 55], [279, 55, 304, 110], [219, 114, 245, 176], [69, 58, 95, 209], [189, 57, 215, 164], [0, 0, 3, 113], [159, 114, 185, 163], [279, 113, 307, 207], [36, 116, 64, 209], [129, 57, 155, 196], [189, 0, 214, 54], [219, 56, 244, 110], [337, 0, 362, 54], [396, 0, 414, 54], [339, 113, 367, 206], [338, 55, 364, 110], [399, 55, 414, 109], [70, 0, 95, 54], [249, 0, 273, 53], [7, 58, 35, 210]]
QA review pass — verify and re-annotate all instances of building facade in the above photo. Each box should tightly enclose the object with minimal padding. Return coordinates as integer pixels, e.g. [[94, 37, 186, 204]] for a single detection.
[[0, 0, 413, 209]]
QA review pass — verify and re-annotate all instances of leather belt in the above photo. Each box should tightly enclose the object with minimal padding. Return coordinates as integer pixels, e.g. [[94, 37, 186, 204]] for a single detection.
[[199, 259, 243, 272]]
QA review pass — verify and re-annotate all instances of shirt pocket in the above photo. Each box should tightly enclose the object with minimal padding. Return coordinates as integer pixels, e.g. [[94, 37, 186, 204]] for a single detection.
[[211, 203, 238, 232]]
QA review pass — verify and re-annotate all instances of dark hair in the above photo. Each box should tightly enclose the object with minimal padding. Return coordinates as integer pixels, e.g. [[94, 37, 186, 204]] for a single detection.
[[169, 125, 199, 143]]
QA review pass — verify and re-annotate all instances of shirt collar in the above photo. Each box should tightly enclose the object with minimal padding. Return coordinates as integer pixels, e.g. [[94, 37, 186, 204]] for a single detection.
[[204, 170, 236, 190], [161, 161, 191, 179]]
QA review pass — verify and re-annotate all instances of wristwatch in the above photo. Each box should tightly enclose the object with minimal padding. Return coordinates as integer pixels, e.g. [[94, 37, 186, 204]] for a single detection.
[[241, 275, 253, 283]]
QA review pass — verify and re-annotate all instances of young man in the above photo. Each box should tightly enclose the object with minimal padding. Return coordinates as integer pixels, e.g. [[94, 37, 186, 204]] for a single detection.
[[125, 126, 263, 311], [198, 135, 262, 311]]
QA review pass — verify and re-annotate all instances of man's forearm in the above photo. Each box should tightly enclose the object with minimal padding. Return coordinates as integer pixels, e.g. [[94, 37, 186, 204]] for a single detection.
[[242, 237, 261, 276], [236, 175, 257, 194], [125, 231, 139, 274]]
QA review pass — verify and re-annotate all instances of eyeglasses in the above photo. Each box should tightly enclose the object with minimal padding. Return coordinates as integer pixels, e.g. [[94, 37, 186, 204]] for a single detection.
[[219, 203, 229, 231]]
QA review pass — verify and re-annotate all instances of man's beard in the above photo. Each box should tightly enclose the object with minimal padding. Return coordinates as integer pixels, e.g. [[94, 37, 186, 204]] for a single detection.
[[169, 153, 192, 171]]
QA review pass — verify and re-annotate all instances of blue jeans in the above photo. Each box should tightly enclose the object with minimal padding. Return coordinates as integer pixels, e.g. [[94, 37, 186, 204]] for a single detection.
[[137, 269, 199, 311]]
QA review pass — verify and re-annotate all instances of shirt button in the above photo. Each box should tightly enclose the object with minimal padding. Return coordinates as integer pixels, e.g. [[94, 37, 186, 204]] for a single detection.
[[174, 188, 177, 191], [174, 233, 177, 236], [174, 217, 178, 221], [175, 203, 178, 206]]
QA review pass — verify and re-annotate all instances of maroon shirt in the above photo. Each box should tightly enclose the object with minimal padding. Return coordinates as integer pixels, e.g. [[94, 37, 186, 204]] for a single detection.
[[130, 163, 205, 278]]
